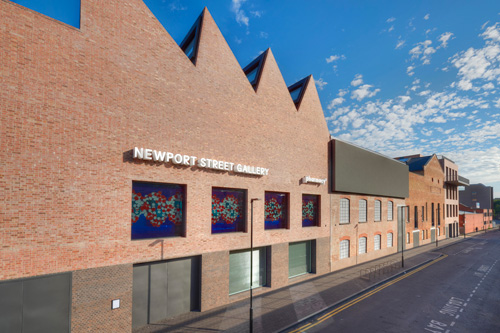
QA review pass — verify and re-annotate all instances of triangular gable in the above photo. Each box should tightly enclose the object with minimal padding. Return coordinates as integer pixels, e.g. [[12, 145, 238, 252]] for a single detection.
[[242, 50, 268, 91], [179, 11, 204, 65], [288, 76, 311, 109]]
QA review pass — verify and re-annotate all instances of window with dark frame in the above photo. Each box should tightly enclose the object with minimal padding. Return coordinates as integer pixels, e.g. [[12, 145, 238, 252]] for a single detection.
[[302, 194, 320, 227], [414, 206, 418, 229], [131, 181, 186, 240], [212, 188, 246, 234], [264, 192, 288, 230]]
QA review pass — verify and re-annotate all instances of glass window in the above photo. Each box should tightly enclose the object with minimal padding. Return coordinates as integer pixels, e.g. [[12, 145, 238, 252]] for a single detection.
[[359, 237, 367, 254], [340, 240, 350, 259], [131, 181, 185, 240], [246, 66, 259, 84], [406, 232, 410, 243], [359, 199, 367, 222], [229, 248, 267, 295], [374, 235, 381, 250], [289, 87, 302, 101], [387, 201, 393, 221], [374, 200, 381, 221], [212, 188, 246, 234], [414, 206, 418, 229], [289, 241, 312, 278], [387, 233, 393, 247], [302, 194, 320, 227], [265, 192, 288, 229], [340, 199, 350, 224]]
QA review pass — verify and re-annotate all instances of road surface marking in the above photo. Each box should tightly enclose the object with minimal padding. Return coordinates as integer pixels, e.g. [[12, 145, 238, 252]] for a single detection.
[[288, 255, 448, 333]]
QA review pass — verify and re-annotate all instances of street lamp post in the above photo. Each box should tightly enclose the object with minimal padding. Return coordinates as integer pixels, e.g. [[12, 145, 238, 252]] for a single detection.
[[249, 198, 260, 333]]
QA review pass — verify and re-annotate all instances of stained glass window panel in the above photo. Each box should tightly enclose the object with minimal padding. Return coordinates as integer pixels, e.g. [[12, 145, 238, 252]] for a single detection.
[[131, 181, 185, 240], [265, 192, 288, 230], [302, 194, 319, 227], [212, 188, 246, 234]]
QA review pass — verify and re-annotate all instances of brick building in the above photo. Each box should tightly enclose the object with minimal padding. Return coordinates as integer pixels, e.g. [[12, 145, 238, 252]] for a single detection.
[[395, 155, 445, 249], [1, 1, 332, 331], [330, 140, 408, 271], [459, 204, 493, 233], [438, 155, 469, 238]]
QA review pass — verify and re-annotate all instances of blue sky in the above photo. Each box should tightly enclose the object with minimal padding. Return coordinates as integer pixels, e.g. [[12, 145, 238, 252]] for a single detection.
[[11, 0, 500, 196]]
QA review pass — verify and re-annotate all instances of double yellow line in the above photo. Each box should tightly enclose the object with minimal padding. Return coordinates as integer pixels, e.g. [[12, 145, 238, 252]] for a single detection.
[[288, 254, 448, 333]]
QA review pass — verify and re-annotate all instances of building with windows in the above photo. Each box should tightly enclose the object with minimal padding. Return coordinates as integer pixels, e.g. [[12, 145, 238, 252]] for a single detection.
[[330, 140, 408, 270], [438, 155, 469, 238], [459, 204, 493, 232], [459, 183, 494, 212], [395, 154, 445, 248], [1, 2, 332, 331]]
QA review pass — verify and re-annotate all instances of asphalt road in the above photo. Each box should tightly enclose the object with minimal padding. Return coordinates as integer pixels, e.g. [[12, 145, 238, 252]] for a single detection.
[[295, 232, 500, 333]]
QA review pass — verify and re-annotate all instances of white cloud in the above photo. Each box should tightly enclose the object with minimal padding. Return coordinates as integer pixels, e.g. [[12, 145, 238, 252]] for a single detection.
[[451, 23, 500, 91], [396, 39, 405, 49], [351, 84, 381, 101], [438, 32, 454, 48], [482, 82, 495, 90], [338, 89, 348, 97], [326, 54, 346, 63], [400, 96, 411, 103], [482, 23, 500, 42], [387, 17, 396, 23], [232, 0, 249, 26], [314, 78, 328, 90], [327, 97, 345, 109], [259, 31, 268, 38], [410, 40, 436, 65], [250, 10, 262, 18], [351, 74, 364, 87], [424, 14, 430, 20], [388, 25, 394, 32], [169, 2, 187, 11], [430, 116, 447, 123], [407, 66, 415, 76]]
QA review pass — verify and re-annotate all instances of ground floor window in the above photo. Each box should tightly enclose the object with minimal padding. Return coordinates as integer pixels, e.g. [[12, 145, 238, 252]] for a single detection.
[[407, 232, 410, 243], [340, 239, 349, 259], [387, 233, 393, 247], [359, 237, 367, 254], [374, 234, 381, 250], [229, 248, 267, 295], [289, 241, 312, 278]]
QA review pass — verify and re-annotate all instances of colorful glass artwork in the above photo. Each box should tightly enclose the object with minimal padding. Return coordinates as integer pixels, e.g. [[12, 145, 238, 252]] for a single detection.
[[131, 182, 184, 239], [212, 188, 245, 233], [302, 194, 319, 227], [265, 192, 287, 229]]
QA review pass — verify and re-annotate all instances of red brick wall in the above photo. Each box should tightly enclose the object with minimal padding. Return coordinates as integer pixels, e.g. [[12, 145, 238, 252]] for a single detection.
[[0, 0, 330, 282], [72, 264, 133, 333], [330, 193, 404, 270], [405, 156, 445, 246]]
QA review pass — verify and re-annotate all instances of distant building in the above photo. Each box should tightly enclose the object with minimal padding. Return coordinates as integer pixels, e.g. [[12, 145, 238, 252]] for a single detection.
[[438, 155, 469, 238], [395, 154, 445, 247], [459, 203, 493, 233], [459, 183, 494, 211]]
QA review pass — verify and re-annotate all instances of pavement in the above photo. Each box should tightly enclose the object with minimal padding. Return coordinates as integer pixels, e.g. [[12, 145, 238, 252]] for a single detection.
[[134, 229, 498, 333]]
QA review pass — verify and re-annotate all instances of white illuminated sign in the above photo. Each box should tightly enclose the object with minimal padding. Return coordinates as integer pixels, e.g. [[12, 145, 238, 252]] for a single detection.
[[302, 176, 327, 185], [133, 147, 269, 176]]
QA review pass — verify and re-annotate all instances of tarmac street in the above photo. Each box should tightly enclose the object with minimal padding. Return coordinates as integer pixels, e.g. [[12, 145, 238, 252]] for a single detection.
[[290, 232, 500, 333]]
